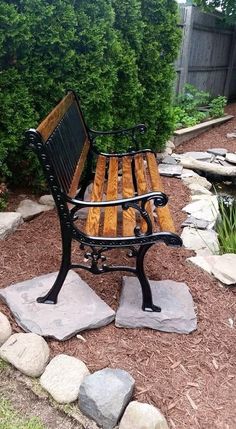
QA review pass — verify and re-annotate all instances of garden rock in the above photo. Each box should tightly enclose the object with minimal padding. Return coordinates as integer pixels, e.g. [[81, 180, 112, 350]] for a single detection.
[[39, 194, 55, 207], [181, 169, 199, 179], [182, 175, 212, 190], [181, 216, 211, 230], [188, 253, 236, 285], [0, 312, 12, 346], [165, 140, 175, 150], [161, 155, 177, 165], [188, 183, 212, 196], [182, 196, 218, 223], [119, 401, 169, 429], [16, 199, 52, 221], [226, 132, 236, 139], [225, 153, 236, 165], [207, 148, 228, 156], [0, 333, 50, 377], [79, 368, 135, 429], [0, 212, 23, 240], [40, 354, 90, 403], [181, 227, 219, 255], [183, 151, 212, 161], [158, 164, 183, 177]]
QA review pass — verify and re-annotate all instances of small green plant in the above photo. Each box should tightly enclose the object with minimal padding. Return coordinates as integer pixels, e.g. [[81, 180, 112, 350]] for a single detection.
[[209, 96, 227, 118], [216, 197, 236, 254], [0, 397, 46, 429]]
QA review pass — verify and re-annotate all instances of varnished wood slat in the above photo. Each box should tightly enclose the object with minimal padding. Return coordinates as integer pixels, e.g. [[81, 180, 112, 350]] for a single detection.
[[146, 152, 175, 233], [37, 92, 75, 141], [122, 157, 136, 236], [68, 139, 90, 198], [134, 154, 154, 233], [86, 156, 106, 236], [103, 157, 118, 237]]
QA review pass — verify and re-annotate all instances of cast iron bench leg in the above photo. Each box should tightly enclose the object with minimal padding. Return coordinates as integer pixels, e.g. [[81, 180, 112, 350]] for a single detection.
[[136, 244, 161, 312], [37, 234, 72, 304]]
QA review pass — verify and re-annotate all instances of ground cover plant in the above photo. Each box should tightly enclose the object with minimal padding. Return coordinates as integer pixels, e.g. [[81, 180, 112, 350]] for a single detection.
[[0, 397, 45, 429], [173, 84, 227, 129]]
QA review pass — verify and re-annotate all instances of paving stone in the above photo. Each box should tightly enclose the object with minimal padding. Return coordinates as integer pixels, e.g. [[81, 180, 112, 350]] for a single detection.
[[188, 183, 212, 196], [181, 227, 219, 255], [119, 401, 169, 429], [182, 175, 212, 190], [188, 253, 236, 285], [0, 312, 12, 346], [0, 212, 23, 240], [39, 194, 55, 207], [183, 151, 212, 161], [161, 155, 177, 165], [16, 199, 52, 221], [158, 164, 183, 177], [0, 271, 115, 341], [207, 148, 228, 156], [181, 216, 211, 230], [79, 368, 135, 429], [0, 333, 50, 377], [115, 277, 196, 334], [225, 153, 236, 165], [40, 354, 90, 403], [182, 196, 219, 223]]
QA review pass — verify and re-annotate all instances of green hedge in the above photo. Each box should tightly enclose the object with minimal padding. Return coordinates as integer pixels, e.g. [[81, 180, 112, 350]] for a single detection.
[[0, 0, 181, 188]]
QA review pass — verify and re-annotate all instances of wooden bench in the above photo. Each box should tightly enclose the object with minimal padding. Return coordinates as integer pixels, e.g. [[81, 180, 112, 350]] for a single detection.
[[26, 91, 182, 312]]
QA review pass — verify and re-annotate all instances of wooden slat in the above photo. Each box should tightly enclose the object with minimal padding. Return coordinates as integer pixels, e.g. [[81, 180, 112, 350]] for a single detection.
[[86, 156, 106, 236], [68, 139, 90, 198], [146, 152, 175, 233], [134, 154, 154, 233], [37, 92, 75, 141], [103, 157, 118, 237], [122, 157, 136, 236]]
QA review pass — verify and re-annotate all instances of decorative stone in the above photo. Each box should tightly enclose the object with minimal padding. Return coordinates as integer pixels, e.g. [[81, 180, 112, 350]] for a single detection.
[[188, 253, 236, 285], [165, 140, 175, 150], [226, 132, 236, 139], [207, 148, 228, 156], [181, 169, 199, 179], [119, 401, 169, 429], [40, 354, 90, 403], [182, 196, 218, 223], [16, 199, 52, 221], [161, 155, 177, 165], [182, 175, 212, 190], [181, 216, 211, 230], [39, 194, 55, 207], [0, 212, 23, 240], [79, 368, 135, 429], [181, 227, 219, 255], [158, 164, 183, 177], [115, 277, 196, 334], [0, 271, 115, 341], [183, 151, 212, 161], [0, 312, 12, 346], [225, 153, 236, 165], [0, 333, 50, 377], [188, 183, 212, 196]]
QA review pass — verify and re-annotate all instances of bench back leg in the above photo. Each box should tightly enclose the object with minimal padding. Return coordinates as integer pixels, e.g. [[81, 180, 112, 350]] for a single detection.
[[136, 244, 161, 312], [37, 232, 72, 304]]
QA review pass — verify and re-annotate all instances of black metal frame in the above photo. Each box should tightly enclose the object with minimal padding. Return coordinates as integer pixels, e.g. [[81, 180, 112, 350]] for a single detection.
[[26, 91, 182, 313]]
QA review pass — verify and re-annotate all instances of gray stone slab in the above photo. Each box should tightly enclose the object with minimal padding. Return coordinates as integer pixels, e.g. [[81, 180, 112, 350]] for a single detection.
[[183, 151, 212, 161], [161, 155, 177, 165], [158, 164, 183, 177], [207, 148, 228, 156], [115, 277, 197, 334], [0, 271, 115, 341], [181, 216, 211, 230]]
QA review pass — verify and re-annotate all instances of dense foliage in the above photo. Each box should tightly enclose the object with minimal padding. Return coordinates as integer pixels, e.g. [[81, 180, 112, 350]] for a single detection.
[[0, 0, 181, 187], [195, 0, 236, 24]]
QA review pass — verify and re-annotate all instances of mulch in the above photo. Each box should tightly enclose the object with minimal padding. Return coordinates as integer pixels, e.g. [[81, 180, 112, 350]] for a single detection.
[[1, 106, 236, 428]]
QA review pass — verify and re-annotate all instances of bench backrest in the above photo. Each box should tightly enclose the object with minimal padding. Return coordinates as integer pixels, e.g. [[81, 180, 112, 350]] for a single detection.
[[35, 91, 90, 198]]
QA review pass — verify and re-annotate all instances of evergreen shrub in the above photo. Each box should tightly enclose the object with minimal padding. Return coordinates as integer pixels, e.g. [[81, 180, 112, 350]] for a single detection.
[[0, 0, 181, 187]]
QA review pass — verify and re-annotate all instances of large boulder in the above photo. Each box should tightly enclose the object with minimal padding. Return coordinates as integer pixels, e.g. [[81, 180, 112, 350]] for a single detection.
[[119, 401, 169, 429], [0, 333, 50, 377], [40, 354, 90, 403], [0, 212, 23, 240], [0, 312, 12, 346], [79, 368, 135, 429]]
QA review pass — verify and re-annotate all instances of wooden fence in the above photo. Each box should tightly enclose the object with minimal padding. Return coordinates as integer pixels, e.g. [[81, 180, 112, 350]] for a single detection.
[[175, 5, 236, 100]]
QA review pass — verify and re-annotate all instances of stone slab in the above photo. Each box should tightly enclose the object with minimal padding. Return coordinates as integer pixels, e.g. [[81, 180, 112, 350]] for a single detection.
[[115, 277, 197, 334], [181, 216, 211, 230], [0, 271, 115, 341], [183, 152, 212, 161], [0, 212, 23, 240], [158, 164, 183, 177], [207, 148, 228, 156]]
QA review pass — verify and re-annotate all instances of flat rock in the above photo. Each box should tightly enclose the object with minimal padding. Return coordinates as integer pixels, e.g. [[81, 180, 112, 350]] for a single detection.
[[79, 368, 135, 429], [161, 155, 177, 165], [226, 132, 236, 138], [158, 164, 183, 177], [16, 199, 52, 220], [39, 194, 55, 207], [181, 227, 219, 255], [119, 401, 169, 429], [181, 169, 199, 179], [182, 175, 212, 190], [0, 333, 50, 377], [188, 183, 212, 196], [183, 151, 212, 161], [207, 148, 228, 156], [0, 271, 115, 341], [181, 216, 211, 230], [0, 312, 12, 346], [188, 253, 236, 285], [225, 153, 236, 165], [40, 354, 90, 403], [0, 212, 23, 240], [115, 277, 196, 334], [182, 196, 218, 223]]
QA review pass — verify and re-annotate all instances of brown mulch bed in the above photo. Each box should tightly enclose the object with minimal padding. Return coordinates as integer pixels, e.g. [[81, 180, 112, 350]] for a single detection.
[[1, 111, 236, 428]]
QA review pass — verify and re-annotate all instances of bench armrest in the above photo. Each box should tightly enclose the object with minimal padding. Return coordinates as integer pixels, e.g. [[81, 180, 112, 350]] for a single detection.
[[89, 124, 147, 153]]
